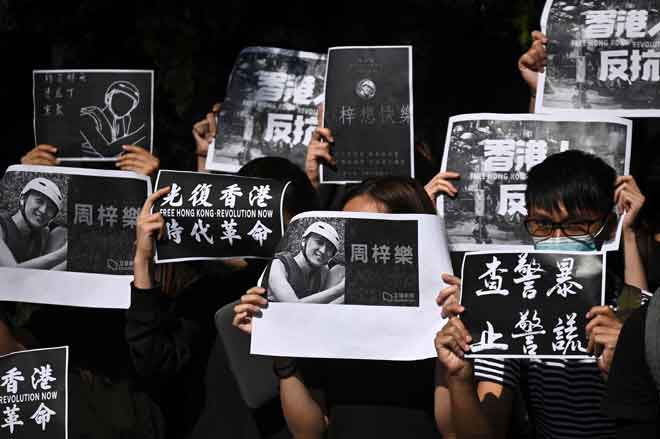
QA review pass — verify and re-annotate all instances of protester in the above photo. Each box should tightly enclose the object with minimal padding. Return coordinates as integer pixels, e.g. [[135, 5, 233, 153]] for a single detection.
[[20, 143, 160, 176], [233, 176, 440, 439], [127, 157, 318, 438], [434, 150, 648, 439]]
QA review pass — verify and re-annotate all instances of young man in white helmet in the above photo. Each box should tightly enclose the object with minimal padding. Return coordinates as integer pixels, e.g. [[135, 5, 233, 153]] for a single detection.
[[0, 177, 68, 269], [266, 221, 346, 304]]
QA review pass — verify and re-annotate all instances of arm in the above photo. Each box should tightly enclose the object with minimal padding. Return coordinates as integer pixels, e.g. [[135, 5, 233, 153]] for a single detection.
[[278, 360, 328, 439], [434, 318, 496, 439], [615, 176, 648, 291], [125, 282, 199, 377]]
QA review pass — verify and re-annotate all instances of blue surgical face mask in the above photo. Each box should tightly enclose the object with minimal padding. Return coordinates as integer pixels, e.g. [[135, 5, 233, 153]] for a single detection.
[[532, 235, 597, 252]]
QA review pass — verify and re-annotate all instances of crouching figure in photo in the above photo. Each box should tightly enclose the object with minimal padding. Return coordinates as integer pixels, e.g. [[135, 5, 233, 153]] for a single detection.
[[267, 221, 346, 304], [0, 178, 67, 269]]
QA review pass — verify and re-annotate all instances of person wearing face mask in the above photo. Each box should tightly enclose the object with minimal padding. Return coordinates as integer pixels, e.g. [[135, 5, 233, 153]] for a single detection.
[[0, 177, 67, 269], [265, 221, 346, 304], [433, 150, 648, 439]]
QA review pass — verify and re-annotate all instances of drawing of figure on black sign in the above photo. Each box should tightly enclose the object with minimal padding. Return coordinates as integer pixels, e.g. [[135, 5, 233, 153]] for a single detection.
[[268, 221, 345, 304], [80, 81, 146, 157], [0, 178, 67, 270]]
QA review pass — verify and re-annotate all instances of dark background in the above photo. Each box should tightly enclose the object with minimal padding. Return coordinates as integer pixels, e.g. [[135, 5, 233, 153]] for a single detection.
[[0, 0, 657, 200]]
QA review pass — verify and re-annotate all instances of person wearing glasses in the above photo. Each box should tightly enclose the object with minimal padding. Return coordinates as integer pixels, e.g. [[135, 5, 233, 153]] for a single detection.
[[434, 150, 648, 439]]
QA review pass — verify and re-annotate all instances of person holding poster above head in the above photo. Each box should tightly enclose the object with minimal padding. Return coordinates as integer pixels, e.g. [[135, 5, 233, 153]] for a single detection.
[[0, 177, 67, 269], [233, 176, 439, 439], [434, 150, 649, 439], [267, 221, 345, 304]]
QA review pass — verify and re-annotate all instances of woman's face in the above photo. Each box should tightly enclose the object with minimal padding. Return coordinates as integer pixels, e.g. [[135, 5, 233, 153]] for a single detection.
[[304, 234, 336, 267], [342, 194, 387, 213]]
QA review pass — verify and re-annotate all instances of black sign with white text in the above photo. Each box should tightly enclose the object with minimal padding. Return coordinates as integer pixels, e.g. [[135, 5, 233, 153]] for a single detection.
[[0, 347, 68, 439], [321, 46, 414, 183], [154, 170, 287, 262], [460, 251, 604, 359]]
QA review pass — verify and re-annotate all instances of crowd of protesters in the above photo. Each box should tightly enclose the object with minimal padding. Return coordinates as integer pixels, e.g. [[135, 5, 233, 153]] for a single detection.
[[0, 28, 658, 439]]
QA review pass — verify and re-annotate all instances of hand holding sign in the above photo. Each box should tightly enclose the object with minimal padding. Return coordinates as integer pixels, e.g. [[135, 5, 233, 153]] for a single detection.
[[116, 145, 160, 177], [305, 119, 336, 190], [437, 273, 464, 319], [21, 145, 60, 166], [424, 171, 460, 202], [434, 317, 472, 379], [133, 186, 169, 289], [585, 305, 623, 375], [232, 286, 268, 334], [518, 31, 548, 93]]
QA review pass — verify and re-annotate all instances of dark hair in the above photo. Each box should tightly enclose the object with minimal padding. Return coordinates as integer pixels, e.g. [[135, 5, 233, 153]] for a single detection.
[[238, 157, 320, 216], [526, 150, 616, 217], [340, 176, 436, 214]]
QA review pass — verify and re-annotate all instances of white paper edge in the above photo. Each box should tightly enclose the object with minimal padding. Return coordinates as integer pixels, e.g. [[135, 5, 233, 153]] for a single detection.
[[320, 46, 414, 185], [0, 269, 132, 309], [6, 164, 152, 191], [32, 69, 155, 160]]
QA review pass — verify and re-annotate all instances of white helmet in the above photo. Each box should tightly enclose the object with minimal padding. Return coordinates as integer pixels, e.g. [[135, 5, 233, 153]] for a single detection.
[[302, 221, 340, 252], [21, 178, 64, 214]]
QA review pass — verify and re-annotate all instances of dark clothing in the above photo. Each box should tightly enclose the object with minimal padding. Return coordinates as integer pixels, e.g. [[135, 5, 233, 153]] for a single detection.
[[605, 305, 659, 438], [299, 358, 438, 438], [273, 252, 325, 299], [125, 262, 285, 439], [0, 213, 46, 263]]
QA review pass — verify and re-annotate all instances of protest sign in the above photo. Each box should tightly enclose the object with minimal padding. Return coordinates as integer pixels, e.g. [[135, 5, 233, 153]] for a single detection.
[[320, 46, 414, 184], [0, 165, 151, 308], [460, 251, 604, 359], [0, 347, 68, 439], [439, 113, 630, 251], [33, 70, 154, 161], [206, 47, 326, 172], [537, 0, 660, 116], [154, 170, 288, 262], [250, 211, 451, 360]]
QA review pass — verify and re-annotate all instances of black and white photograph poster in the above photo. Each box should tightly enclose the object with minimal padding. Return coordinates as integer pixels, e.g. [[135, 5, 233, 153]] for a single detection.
[[0, 165, 151, 309], [460, 251, 605, 359], [0, 346, 68, 439], [320, 46, 414, 184], [537, 0, 660, 116], [33, 69, 154, 161], [206, 47, 327, 172], [154, 170, 289, 262], [251, 211, 452, 361], [439, 113, 630, 251]]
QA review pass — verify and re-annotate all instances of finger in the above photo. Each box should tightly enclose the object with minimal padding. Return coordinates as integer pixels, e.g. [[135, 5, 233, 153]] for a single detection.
[[246, 287, 267, 296], [24, 158, 57, 166], [193, 119, 209, 137], [141, 186, 172, 216], [211, 102, 222, 113], [430, 180, 458, 196], [234, 303, 264, 315], [438, 171, 460, 180], [586, 306, 615, 320], [436, 335, 465, 359], [441, 273, 461, 287], [121, 145, 146, 154], [442, 302, 465, 319], [531, 30, 548, 43], [37, 144, 58, 153], [436, 285, 458, 306], [31, 151, 58, 163], [313, 127, 334, 143], [206, 112, 217, 138], [116, 159, 146, 170], [141, 212, 164, 223], [239, 293, 268, 306]]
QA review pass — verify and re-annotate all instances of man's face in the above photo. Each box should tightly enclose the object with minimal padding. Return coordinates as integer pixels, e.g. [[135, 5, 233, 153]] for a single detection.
[[23, 192, 57, 228], [525, 203, 612, 240], [304, 234, 335, 267]]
